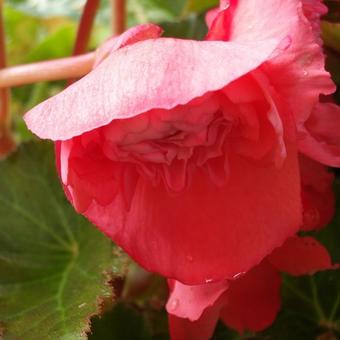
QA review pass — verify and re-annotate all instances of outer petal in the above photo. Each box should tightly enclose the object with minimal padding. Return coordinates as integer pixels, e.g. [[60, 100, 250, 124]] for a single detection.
[[85, 143, 301, 284], [205, 1, 238, 41], [299, 102, 340, 167], [221, 0, 335, 123], [220, 262, 281, 333], [166, 280, 229, 321], [302, 0, 328, 42], [205, 8, 219, 29], [168, 307, 220, 340], [268, 236, 333, 275], [24, 38, 279, 140], [93, 23, 163, 67], [299, 154, 335, 231]]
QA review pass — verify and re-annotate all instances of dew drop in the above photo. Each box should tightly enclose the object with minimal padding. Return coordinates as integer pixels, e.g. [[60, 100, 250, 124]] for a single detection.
[[205, 278, 214, 283], [232, 272, 246, 280], [78, 303, 86, 309], [303, 70, 309, 77], [169, 299, 179, 311], [303, 208, 320, 229]]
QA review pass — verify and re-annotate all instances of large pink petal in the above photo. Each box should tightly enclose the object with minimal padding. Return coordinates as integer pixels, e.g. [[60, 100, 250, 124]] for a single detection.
[[85, 143, 301, 284], [166, 280, 229, 321], [168, 307, 220, 340], [221, 0, 335, 123], [299, 102, 340, 167], [220, 262, 281, 333], [268, 236, 333, 275], [24, 38, 279, 140]]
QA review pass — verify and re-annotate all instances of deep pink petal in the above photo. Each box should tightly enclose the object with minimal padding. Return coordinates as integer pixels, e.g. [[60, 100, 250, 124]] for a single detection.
[[220, 0, 335, 123], [166, 280, 229, 321], [206, 1, 238, 41], [168, 307, 220, 340], [205, 8, 219, 29], [85, 142, 301, 284], [301, 0, 328, 43], [24, 38, 279, 140], [268, 236, 333, 275], [299, 102, 340, 167], [94, 23, 163, 67], [220, 262, 281, 333], [299, 154, 335, 231]]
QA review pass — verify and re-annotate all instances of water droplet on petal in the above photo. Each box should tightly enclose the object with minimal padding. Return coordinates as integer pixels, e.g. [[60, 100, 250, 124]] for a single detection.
[[303, 70, 309, 77], [232, 272, 246, 280], [205, 278, 214, 283], [169, 299, 179, 311], [303, 208, 320, 229]]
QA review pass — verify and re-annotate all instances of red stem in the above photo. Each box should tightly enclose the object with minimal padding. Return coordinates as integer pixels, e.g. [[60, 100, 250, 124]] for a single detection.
[[112, 0, 126, 35], [0, 0, 15, 156], [68, 0, 100, 85], [73, 0, 100, 56]]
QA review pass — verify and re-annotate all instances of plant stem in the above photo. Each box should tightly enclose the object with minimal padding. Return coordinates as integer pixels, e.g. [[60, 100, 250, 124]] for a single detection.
[[0, 0, 15, 156], [68, 0, 100, 85], [72, 0, 100, 56], [0, 53, 95, 89], [111, 0, 126, 35]]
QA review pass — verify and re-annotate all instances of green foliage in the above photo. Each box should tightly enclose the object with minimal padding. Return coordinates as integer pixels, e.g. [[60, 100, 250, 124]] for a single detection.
[[90, 303, 164, 340], [161, 14, 208, 40], [0, 143, 127, 339], [7, 0, 86, 19]]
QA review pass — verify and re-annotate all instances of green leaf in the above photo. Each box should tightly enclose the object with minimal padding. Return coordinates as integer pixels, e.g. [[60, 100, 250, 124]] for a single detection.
[[128, 0, 186, 23], [161, 14, 208, 40], [322, 21, 340, 55], [127, 0, 216, 26], [184, 0, 218, 16], [0, 142, 127, 339], [90, 302, 155, 340], [26, 24, 76, 62], [90, 301, 170, 340]]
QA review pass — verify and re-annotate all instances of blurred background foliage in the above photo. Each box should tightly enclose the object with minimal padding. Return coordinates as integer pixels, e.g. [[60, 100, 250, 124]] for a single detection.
[[0, 0, 340, 339]]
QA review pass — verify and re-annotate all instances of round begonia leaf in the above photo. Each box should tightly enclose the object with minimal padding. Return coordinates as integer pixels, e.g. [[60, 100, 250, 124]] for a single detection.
[[0, 143, 127, 339]]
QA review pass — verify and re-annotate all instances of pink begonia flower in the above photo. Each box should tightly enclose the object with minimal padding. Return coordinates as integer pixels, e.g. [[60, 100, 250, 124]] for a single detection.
[[24, 0, 340, 286], [167, 154, 337, 338], [168, 235, 335, 340], [168, 236, 336, 339]]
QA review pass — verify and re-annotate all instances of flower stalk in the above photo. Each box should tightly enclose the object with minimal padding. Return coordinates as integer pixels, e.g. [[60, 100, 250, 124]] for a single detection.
[[73, 0, 101, 56], [111, 0, 126, 35], [0, 0, 15, 157], [68, 0, 100, 85], [0, 53, 95, 89]]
